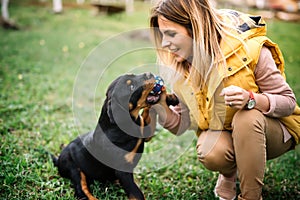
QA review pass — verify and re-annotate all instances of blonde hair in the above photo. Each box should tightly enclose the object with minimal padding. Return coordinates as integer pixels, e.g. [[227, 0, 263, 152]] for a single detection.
[[150, 0, 244, 90]]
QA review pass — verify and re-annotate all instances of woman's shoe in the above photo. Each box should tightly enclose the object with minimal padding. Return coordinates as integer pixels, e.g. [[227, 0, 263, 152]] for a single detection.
[[214, 173, 237, 200]]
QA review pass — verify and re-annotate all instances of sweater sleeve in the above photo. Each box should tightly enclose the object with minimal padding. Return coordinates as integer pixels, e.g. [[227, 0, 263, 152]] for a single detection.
[[158, 102, 191, 135], [255, 46, 296, 117]]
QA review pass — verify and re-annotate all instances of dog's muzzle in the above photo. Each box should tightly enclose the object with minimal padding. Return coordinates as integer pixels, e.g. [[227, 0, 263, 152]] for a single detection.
[[146, 75, 164, 104]]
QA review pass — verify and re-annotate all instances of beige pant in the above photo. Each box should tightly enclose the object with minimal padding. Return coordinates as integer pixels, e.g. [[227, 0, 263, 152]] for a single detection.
[[196, 109, 295, 200]]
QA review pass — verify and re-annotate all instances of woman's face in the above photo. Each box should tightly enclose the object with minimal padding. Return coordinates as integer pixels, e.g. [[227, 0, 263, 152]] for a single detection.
[[157, 15, 193, 63]]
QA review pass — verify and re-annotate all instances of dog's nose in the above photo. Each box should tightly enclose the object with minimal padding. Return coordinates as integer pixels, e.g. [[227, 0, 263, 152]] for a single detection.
[[145, 72, 154, 79]]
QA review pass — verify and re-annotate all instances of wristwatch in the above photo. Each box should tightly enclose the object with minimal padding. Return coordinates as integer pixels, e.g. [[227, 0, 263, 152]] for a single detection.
[[246, 91, 256, 109]]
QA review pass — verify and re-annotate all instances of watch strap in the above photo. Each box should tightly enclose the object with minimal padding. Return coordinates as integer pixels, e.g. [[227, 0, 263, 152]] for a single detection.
[[246, 91, 256, 109]]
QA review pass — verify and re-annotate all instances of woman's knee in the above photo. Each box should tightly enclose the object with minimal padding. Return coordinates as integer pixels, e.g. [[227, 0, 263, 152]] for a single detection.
[[232, 109, 266, 136], [196, 131, 235, 173], [197, 148, 232, 172]]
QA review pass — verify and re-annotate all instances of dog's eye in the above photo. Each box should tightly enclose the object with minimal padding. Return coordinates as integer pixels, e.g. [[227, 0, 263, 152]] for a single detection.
[[126, 79, 135, 91], [130, 84, 135, 91]]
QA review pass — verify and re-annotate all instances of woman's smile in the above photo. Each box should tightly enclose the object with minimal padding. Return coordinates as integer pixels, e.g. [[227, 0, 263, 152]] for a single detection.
[[158, 15, 193, 63]]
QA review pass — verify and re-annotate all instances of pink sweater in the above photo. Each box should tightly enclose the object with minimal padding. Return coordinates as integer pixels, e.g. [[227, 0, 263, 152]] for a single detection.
[[160, 46, 296, 141]]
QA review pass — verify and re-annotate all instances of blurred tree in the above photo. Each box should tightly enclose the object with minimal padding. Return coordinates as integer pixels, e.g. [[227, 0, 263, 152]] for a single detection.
[[1, 0, 18, 29]]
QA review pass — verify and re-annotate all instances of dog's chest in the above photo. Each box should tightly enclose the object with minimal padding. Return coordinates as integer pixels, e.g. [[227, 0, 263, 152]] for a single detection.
[[80, 129, 144, 169]]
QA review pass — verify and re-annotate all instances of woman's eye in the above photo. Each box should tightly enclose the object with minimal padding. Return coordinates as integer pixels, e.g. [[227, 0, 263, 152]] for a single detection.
[[161, 30, 176, 38], [168, 32, 176, 37], [165, 30, 177, 37]]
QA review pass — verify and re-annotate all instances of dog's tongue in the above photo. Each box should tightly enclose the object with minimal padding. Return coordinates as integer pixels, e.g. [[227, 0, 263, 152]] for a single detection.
[[147, 94, 160, 104]]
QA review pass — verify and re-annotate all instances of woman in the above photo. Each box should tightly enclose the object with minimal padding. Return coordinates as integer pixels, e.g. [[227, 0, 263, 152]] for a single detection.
[[149, 0, 300, 199]]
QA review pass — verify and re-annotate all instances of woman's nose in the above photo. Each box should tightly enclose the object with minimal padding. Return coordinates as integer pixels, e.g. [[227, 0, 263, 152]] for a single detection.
[[161, 39, 171, 48]]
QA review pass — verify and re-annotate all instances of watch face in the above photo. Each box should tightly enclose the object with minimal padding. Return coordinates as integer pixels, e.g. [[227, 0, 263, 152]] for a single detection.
[[247, 99, 256, 109]]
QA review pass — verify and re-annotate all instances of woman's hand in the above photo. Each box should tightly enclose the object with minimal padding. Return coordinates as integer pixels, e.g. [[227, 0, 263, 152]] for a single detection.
[[220, 85, 250, 109]]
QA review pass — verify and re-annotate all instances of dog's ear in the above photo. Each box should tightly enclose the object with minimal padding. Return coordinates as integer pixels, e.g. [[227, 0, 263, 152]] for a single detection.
[[107, 99, 115, 124], [103, 76, 122, 124], [109, 75, 145, 137]]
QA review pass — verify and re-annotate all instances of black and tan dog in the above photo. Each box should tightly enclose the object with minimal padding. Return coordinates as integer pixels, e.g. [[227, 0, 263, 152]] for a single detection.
[[52, 73, 178, 200]]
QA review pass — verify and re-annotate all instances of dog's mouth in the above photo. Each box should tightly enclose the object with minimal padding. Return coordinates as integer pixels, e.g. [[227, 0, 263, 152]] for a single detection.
[[128, 74, 163, 118], [146, 93, 160, 104], [146, 75, 164, 105]]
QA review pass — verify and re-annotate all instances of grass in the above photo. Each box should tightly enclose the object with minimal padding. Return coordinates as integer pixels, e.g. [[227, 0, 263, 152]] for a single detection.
[[0, 1, 299, 199]]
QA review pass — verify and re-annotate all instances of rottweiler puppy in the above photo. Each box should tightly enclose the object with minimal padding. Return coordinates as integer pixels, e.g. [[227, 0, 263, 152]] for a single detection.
[[52, 73, 178, 200]]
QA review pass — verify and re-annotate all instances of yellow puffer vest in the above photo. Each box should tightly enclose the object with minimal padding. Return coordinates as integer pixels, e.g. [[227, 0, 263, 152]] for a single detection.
[[173, 11, 300, 144]]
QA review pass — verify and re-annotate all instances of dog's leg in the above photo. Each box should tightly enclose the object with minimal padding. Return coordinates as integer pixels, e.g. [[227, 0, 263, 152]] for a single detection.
[[68, 168, 96, 200], [125, 113, 145, 164], [141, 107, 154, 142], [115, 171, 145, 200], [141, 107, 150, 125], [80, 172, 98, 200], [125, 138, 143, 164]]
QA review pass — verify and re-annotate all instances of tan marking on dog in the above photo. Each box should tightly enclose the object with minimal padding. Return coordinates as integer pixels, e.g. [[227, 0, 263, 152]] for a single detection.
[[140, 115, 145, 136], [125, 79, 155, 164], [130, 79, 155, 120], [80, 172, 98, 200], [125, 138, 143, 164], [125, 115, 145, 164], [126, 79, 132, 85], [141, 107, 151, 125], [129, 196, 144, 200], [142, 107, 154, 142], [129, 103, 133, 111]]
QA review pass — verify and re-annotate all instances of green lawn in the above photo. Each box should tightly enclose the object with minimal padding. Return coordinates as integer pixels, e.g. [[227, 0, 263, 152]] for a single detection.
[[0, 1, 299, 199]]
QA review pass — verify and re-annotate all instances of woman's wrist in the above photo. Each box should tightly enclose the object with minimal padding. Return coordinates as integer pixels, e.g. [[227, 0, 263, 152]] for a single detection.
[[253, 93, 270, 113]]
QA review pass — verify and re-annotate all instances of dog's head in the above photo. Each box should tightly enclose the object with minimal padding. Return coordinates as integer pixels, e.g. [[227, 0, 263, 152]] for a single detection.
[[101, 72, 157, 137]]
